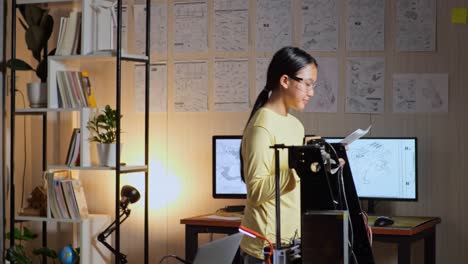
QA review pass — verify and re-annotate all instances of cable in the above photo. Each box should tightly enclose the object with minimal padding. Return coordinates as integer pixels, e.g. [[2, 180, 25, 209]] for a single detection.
[[349, 246, 359, 264], [239, 226, 274, 264], [15, 90, 27, 210], [158, 254, 191, 264], [15, 90, 27, 239], [361, 211, 373, 246]]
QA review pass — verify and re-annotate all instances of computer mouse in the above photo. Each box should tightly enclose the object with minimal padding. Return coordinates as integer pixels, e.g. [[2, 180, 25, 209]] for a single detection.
[[374, 216, 394, 227]]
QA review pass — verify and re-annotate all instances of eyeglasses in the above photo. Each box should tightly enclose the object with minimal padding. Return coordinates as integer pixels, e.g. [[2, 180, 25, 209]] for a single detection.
[[288, 75, 317, 92]]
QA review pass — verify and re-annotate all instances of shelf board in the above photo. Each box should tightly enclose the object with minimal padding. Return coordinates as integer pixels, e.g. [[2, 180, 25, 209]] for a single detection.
[[16, 216, 82, 223], [50, 53, 149, 62], [48, 165, 148, 173], [17, 0, 73, 4], [15, 214, 109, 223], [15, 107, 82, 114]]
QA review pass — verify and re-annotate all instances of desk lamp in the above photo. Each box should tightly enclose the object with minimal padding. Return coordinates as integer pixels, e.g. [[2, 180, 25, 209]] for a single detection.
[[98, 185, 141, 263]]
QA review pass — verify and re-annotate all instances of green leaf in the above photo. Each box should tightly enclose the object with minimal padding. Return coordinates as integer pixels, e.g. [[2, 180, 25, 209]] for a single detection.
[[22, 227, 38, 241], [36, 58, 48, 82], [24, 5, 44, 26], [25, 24, 45, 61], [40, 14, 54, 47], [6, 59, 34, 71], [6, 245, 33, 264], [33, 247, 58, 258], [18, 16, 28, 31]]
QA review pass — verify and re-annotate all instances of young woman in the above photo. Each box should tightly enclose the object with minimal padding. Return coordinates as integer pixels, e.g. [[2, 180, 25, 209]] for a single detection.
[[240, 46, 318, 263]]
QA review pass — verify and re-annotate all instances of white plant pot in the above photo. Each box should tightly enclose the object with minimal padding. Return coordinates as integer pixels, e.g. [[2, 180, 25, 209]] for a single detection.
[[27, 82, 47, 108], [97, 143, 123, 167]]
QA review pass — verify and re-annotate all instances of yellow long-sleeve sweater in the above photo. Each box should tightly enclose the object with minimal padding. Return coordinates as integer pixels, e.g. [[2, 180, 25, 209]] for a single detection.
[[240, 107, 304, 259]]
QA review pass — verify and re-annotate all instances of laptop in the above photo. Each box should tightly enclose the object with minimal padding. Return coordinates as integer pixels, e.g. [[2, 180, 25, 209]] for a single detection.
[[192, 232, 243, 264]]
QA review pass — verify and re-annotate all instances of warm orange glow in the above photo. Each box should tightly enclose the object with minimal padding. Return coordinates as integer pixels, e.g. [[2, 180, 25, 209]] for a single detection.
[[148, 159, 182, 211], [120, 159, 182, 212]]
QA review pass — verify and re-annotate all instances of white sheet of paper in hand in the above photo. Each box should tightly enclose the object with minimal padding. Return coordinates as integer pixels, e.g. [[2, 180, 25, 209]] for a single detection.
[[340, 125, 372, 145]]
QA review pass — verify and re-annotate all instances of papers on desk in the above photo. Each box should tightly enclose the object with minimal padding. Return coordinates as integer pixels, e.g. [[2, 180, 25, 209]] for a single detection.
[[203, 214, 241, 221], [340, 125, 372, 145]]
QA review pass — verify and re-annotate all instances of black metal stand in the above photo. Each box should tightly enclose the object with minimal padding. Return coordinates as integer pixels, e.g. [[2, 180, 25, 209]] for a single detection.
[[271, 141, 375, 264], [97, 208, 132, 263]]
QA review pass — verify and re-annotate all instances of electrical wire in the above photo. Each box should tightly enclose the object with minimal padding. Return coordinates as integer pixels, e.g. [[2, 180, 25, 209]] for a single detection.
[[14, 90, 27, 209], [339, 168, 358, 263], [328, 142, 358, 264], [361, 211, 373, 246], [158, 254, 191, 264], [239, 226, 274, 264], [15, 90, 28, 239]]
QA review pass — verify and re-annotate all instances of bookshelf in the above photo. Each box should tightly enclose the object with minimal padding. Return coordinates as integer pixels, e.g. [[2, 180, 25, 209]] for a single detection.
[[8, 0, 150, 263]]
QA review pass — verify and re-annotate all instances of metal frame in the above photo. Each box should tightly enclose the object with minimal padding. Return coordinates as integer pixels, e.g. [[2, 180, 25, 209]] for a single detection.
[[1, 0, 6, 255], [8, 0, 151, 262]]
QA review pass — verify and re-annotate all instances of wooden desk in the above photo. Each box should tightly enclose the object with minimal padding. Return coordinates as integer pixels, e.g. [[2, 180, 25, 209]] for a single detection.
[[180, 214, 441, 264], [368, 216, 441, 264]]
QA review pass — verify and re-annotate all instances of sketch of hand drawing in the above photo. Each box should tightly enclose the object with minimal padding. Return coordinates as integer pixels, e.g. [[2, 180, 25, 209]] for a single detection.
[[255, 57, 270, 97], [256, 0, 292, 51], [214, 60, 249, 112], [393, 73, 448, 113], [393, 74, 417, 112], [305, 57, 338, 113], [133, 4, 167, 55], [174, 61, 208, 112], [214, 0, 248, 51], [300, 0, 339, 51], [134, 64, 167, 112], [345, 57, 385, 113], [396, 0, 436, 51], [174, 2, 208, 53], [347, 0, 385, 51], [418, 74, 448, 112]]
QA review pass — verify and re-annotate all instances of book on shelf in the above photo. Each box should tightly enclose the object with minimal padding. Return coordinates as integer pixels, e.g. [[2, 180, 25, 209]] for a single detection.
[[56, 71, 91, 108], [56, 10, 82, 56], [65, 128, 81, 166], [46, 170, 89, 220], [60, 179, 89, 219], [82, 71, 97, 108], [71, 180, 89, 218], [56, 16, 67, 54], [46, 170, 70, 219]]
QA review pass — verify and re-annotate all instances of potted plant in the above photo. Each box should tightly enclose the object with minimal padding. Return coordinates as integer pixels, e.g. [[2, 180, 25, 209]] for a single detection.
[[5, 226, 58, 264], [86, 105, 123, 166], [6, 4, 54, 108]]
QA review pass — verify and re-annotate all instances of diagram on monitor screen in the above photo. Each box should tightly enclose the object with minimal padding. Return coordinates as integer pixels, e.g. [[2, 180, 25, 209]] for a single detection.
[[346, 139, 416, 199], [326, 138, 417, 199], [215, 139, 247, 195]]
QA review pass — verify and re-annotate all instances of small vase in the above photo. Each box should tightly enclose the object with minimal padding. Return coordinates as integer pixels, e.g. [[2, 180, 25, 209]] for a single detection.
[[27, 82, 47, 108], [97, 143, 123, 167]]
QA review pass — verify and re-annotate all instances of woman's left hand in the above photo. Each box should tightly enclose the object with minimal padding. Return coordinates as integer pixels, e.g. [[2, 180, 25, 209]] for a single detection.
[[338, 158, 346, 167]]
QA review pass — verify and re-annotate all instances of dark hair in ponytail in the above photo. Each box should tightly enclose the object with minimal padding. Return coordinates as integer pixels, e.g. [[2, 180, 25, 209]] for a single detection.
[[240, 47, 317, 182]]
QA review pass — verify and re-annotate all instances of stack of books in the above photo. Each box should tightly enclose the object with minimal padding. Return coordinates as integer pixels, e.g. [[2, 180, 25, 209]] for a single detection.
[[56, 71, 92, 108], [46, 170, 89, 220], [56, 11, 82, 56]]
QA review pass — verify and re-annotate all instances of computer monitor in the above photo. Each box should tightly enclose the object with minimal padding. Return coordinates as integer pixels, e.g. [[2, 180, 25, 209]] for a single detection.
[[324, 137, 418, 202], [212, 136, 246, 199]]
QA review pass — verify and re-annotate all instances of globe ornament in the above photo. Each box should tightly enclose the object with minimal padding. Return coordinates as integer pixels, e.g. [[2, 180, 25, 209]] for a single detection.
[[59, 245, 79, 264]]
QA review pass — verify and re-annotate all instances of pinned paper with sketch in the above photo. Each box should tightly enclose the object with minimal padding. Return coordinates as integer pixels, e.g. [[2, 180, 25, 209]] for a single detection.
[[340, 125, 372, 145]]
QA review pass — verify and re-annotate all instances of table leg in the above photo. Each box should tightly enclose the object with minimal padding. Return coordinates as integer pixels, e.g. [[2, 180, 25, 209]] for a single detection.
[[397, 240, 411, 264], [185, 225, 198, 262], [424, 227, 436, 264]]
